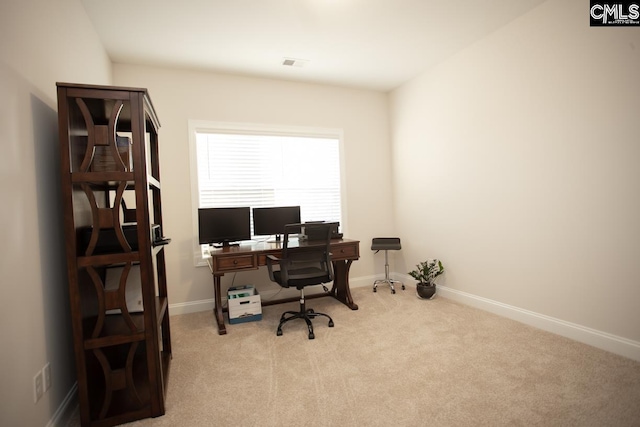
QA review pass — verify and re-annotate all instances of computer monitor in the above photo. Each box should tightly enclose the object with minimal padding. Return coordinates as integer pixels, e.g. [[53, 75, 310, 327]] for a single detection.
[[252, 206, 301, 242], [198, 207, 251, 247]]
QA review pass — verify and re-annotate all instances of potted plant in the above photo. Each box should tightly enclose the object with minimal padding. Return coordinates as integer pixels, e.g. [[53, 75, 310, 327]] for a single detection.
[[408, 259, 444, 299]]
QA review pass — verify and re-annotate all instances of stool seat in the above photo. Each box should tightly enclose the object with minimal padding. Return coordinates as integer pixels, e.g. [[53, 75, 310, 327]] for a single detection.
[[371, 237, 404, 294], [371, 237, 401, 251]]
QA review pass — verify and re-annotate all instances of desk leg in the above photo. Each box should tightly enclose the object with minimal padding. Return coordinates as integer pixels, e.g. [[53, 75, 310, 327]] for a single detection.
[[331, 259, 358, 310], [212, 274, 227, 335]]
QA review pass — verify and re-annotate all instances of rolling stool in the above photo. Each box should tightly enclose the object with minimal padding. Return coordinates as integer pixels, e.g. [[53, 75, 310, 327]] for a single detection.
[[371, 237, 404, 294]]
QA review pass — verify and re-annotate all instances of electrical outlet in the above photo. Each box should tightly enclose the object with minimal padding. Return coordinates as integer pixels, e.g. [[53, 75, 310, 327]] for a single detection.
[[43, 363, 51, 392], [33, 371, 43, 403]]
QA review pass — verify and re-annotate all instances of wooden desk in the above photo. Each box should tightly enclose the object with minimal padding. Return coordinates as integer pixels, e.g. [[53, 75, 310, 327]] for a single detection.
[[206, 238, 360, 335]]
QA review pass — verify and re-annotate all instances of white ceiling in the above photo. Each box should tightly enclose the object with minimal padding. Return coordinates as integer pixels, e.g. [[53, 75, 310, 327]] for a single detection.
[[81, 0, 546, 92]]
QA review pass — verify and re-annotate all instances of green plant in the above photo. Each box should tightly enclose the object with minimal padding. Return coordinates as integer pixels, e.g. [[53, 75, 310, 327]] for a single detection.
[[408, 259, 444, 285]]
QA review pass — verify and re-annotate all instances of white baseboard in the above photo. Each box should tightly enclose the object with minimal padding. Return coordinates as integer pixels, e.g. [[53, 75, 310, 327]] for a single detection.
[[49, 382, 78, 427], [170, 297, 216, 315], [432, 283, 640, 362], [172, 274, 639, 361], [169, 275, 377, 316]]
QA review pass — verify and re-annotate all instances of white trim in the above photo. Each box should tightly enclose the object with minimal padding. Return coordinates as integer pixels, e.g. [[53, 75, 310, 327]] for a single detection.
[[171, 272, 640, 361], [169, 276, 374, 316], [187, 120, 205, 266], [187, 120, 347, 267], [409, 280, 640, 362], [170, 297, 216, 315], [48, 382, 78, 427]]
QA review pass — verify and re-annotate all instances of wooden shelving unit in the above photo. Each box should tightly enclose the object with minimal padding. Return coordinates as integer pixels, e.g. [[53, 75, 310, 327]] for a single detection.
[[56, 83, 171, 427]]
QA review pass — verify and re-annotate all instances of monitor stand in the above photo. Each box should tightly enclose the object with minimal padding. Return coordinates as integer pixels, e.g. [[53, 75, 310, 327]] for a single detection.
[[267, 234, 282, 244], [211, 241, 241, 248]]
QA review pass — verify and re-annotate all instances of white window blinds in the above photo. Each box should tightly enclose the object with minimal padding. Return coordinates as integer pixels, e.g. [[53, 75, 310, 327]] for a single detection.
[[195, 132, 342, 230]]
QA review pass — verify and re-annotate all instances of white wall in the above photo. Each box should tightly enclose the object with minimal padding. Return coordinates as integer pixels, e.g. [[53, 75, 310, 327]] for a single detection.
[[0, 0, 111, 425], [112, 64, 394, 310], [390, 0, 640, 357]]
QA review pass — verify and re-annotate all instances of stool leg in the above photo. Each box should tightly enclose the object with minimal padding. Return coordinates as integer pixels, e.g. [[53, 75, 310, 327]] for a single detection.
[[385, 250, 396, 293], [372, 250, 402, 294]]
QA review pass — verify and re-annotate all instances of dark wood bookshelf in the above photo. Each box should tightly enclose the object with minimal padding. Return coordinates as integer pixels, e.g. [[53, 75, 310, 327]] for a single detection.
[[57, 83, 172, 426]]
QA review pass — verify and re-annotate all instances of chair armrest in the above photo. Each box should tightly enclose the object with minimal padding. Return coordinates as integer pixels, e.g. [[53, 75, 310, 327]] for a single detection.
[[266, 254, 280, 282]]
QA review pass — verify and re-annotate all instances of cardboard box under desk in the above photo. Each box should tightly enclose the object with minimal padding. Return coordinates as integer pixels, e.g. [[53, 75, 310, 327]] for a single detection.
[[227, 285, 262, 324]]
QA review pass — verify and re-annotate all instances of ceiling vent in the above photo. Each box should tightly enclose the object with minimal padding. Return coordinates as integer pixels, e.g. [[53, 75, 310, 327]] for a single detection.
[[282, 57, 308, 68]]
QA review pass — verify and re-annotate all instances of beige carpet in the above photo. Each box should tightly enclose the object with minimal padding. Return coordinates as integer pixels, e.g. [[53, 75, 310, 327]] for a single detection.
[[68, 286, 640, 426]]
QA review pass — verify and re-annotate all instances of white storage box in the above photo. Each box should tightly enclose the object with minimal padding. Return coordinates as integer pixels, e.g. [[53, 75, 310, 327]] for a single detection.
[[227, 285, 262, 324]]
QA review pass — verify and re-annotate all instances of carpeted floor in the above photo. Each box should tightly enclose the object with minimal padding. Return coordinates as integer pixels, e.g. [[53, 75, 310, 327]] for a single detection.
[[68, 286, 640, 426]]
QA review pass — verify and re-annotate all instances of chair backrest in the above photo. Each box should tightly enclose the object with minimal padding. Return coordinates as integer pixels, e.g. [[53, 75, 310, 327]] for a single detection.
[[278, 222, 334, 288]]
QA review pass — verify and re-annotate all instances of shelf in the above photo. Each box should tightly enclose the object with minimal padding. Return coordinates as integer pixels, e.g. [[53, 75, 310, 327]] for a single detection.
[[80, 297, 168, 350], [77, 252, 140, 267], [71, 173, 161, 191], [72, 172, 135, 184], [58, 83, 171, 427], [83, 313, 146, 348], [84, 331, 147, 350]]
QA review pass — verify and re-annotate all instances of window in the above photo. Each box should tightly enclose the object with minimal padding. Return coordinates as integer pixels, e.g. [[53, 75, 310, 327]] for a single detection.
[[189, 121, 345, 264]]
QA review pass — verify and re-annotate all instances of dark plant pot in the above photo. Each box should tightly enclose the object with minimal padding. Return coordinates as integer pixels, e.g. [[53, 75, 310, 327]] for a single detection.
[[416, 283, 436, 299]]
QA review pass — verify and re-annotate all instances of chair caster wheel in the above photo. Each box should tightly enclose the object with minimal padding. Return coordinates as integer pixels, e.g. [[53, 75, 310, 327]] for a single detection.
[[277, 329, 283, 336], [373, 287, 377, 293], [392, 289, 396, 294], [328, 320, 334, 327], [309, 333, 315, 339]]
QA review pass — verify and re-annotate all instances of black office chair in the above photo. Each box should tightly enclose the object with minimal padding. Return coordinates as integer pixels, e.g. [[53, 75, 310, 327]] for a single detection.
[[267, 222, 334, 339], [372, 237, 404, 294]]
